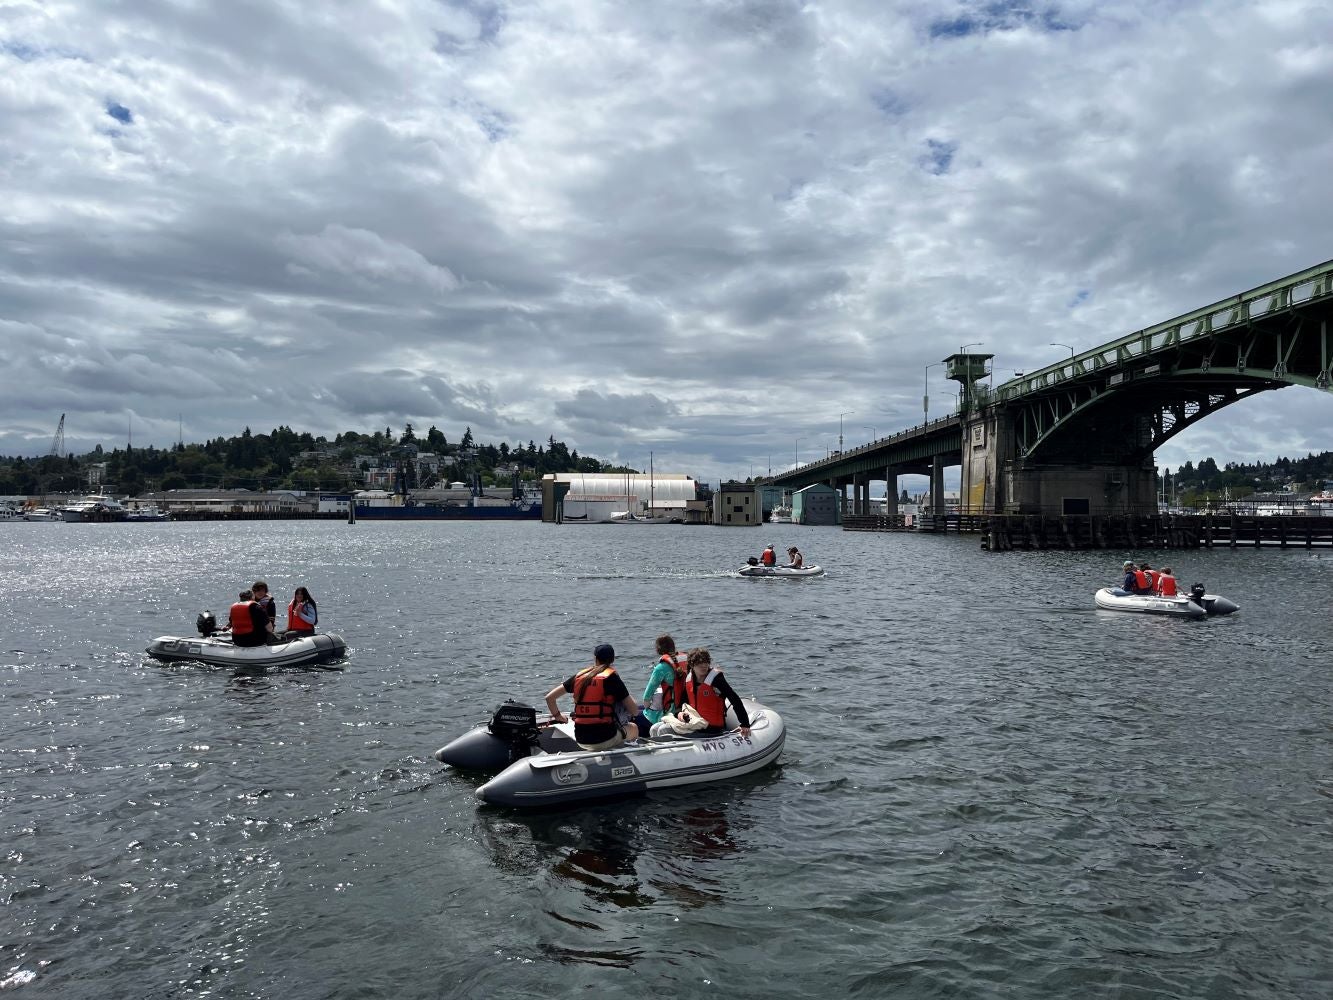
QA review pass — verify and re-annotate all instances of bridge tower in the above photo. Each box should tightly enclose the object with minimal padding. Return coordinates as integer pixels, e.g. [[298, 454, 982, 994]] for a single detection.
[[945, 353, 997, 512]]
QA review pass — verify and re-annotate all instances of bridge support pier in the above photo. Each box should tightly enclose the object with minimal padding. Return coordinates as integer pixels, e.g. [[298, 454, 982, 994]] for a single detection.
[[1003, 463, 1156, 516], [930, 457, 945, 514]]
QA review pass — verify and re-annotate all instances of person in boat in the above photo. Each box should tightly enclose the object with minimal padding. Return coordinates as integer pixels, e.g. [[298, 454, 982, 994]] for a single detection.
[[760, 545, 777, 567], [251, 581, 278, 636], [545, 643, 640, 751], [634, 634, 689, 735], [785, 546, 804, 569], [282, 586, 318, 639], [228, 589, 273, 647], [679, 647, 751, 739], [1121, 560, 1150, 594], [1155, 566, 1178, 597], [1139, 563, 1158, 593]]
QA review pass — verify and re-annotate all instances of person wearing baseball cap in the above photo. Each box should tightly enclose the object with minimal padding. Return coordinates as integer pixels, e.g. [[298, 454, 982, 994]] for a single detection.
[[545, 642, 641, 750]]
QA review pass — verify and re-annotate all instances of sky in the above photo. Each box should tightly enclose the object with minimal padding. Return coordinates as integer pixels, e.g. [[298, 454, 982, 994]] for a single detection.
[[2, 0, 1332, 489]]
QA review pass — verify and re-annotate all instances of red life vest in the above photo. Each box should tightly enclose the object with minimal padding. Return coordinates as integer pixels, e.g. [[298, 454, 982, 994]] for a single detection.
[[1157, 574, 1177, 597], [685, 668, 726, 728], [1144, 570, 1158, 591], [229, 601, 256, 635], [760, 549, 776, 566], [1133, 568, 1150, 592], [649, 653, 687, 713], [572, 666, 618, 724], [286, 599, 315, 634]]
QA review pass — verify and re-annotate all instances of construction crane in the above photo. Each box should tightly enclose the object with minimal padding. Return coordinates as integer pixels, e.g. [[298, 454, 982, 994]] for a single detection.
[[49, 413, 66, 459]]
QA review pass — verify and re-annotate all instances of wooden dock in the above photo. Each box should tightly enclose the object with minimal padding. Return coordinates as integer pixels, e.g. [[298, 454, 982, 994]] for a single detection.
[[842, 512, 1333, 549]]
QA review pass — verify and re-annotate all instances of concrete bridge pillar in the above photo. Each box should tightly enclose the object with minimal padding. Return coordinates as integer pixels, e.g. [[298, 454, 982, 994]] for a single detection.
[[883, 467, 898, 515], [930, 457, 944, 514]]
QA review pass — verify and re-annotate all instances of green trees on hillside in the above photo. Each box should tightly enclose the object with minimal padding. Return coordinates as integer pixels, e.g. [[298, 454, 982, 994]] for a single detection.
[[0, 423, 624, 496]]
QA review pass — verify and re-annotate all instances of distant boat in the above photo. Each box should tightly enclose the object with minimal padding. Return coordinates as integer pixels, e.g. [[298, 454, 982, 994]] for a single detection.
[[60, 495, 128, 522], [125, 505, 171, 522], [612, 452, 679, 524], [23, 507, 62, 521]]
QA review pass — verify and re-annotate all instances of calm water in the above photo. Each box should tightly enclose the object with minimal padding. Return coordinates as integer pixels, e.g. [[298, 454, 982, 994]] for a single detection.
[[2, 520, 1331, 998]]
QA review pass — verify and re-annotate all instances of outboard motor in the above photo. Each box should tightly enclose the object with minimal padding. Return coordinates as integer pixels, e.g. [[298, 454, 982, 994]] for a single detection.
[[488, 700, 541, 763], [746, 556, 759, 566], [1190, 583, 1207, 605], [196, 610, 218, 637]]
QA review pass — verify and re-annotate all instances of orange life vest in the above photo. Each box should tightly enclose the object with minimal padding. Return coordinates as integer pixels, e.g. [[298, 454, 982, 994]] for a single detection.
[[1144, 570, 1158, 591], [649, 653, 687, 714], [286, 599, 315, 633], [1133, 568, 1150, 592], [760, 549, 776, 566], [229, 601, 256, 635], [1157, 574, 1177, 597], [685, 668, 726, 728], [572, 666, 618, 724]]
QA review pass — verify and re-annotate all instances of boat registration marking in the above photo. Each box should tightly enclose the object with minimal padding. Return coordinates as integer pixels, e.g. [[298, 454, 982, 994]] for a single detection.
[[611, 766, 635, 779]]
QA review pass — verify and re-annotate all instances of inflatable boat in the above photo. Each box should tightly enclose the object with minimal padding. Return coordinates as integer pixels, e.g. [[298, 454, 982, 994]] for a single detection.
[[146, 611, 347, 668], [436, 698, 785, 808], [737, 563, 824, 577], [1094, 583, 1239, 619]]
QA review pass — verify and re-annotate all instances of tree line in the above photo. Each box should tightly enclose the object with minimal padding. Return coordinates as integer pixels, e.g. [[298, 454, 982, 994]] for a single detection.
[[0, 424, 630, 497]]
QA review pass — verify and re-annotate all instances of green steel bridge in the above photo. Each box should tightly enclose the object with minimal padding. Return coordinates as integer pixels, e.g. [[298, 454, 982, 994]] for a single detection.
[[766, 257, 1333, 516]]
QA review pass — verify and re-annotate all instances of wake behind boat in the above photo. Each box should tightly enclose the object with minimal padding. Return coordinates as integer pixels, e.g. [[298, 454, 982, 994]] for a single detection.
[[145, 612, 346, 668], [436, 698, 784, 808], [1094, 583, 1239, 619]]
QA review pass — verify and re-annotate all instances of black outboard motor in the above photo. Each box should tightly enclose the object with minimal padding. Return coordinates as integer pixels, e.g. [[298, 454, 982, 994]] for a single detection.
[[488, 700, 540, 762], [196, 610, 218, 637], [746, 556, 759, 566], [1190, 583, 1207, 605]]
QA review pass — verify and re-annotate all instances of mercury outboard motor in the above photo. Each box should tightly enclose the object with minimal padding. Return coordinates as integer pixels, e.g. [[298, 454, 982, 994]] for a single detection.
[[196, 610, 218, 637], [487, 700, 540, 762], [1190, 583, 1207, 605], [746, 556, 759, 566]]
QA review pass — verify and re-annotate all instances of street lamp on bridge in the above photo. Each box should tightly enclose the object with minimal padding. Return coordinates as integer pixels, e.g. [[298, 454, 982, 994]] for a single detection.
[[1050, 342, 1075, 358], [924, 362, 943, 422], [864, 425, 877, 442], [839, 411, 854, 452]]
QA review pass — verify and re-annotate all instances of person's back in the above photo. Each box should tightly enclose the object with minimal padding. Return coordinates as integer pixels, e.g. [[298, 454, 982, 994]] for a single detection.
[[545, 643, 639, 751], [760, 546, 776, 567], [229, 591, 268, 647], [1156, 568, 1178, 597]]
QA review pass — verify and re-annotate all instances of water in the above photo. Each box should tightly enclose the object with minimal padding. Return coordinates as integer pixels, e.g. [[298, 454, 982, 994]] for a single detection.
[[2, 520, 1331, 998]]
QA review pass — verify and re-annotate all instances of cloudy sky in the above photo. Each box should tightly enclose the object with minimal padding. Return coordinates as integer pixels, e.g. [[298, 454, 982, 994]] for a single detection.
[[3, 0, 1331, 487]]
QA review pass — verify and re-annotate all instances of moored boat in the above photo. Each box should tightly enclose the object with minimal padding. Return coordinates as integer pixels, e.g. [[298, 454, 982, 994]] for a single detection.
[[23, 507, 62, 521], [60, 494, 128, 522], [436, 698, 784, 808], [1094, 583, 1239, 619]]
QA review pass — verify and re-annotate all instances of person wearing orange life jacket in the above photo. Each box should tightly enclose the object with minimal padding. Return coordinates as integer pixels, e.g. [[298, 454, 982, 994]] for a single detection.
[[1121, 560, 1150, 594], [1155, 566, 1178, 597], [283, 586, 318, 638], [633, 634, 689, 735], [680, 647, 751, 738], [228, 589, 272, 647], [760, 544, 777, 567], [1140, 563, 1158, 594], [545, 643, 640, 750]]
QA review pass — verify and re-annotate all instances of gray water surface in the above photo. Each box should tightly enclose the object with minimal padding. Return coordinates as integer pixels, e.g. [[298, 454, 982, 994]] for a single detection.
[[2, 521, 1330, 998]]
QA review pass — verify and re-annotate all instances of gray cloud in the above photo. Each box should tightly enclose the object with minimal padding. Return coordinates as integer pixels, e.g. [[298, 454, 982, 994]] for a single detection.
[[2, 0, 1331, 481]]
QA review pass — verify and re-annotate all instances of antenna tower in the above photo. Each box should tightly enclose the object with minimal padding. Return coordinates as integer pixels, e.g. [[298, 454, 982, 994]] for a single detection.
[[49, 413, 66, 458]]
